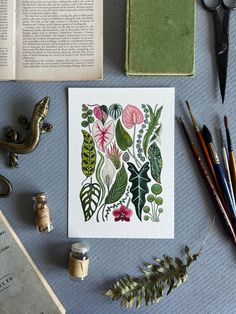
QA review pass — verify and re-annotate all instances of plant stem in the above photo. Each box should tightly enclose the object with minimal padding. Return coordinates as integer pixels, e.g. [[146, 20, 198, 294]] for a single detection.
[[132, 123, 139, 167], [96, 203, 105, 222], [151, 202, 154, 217], [126, 198, 131, 208], [101, 204, 107, 222], [127, 148, 141, 167], [82, 177, 88, 186], [88, 122, 92, 133]]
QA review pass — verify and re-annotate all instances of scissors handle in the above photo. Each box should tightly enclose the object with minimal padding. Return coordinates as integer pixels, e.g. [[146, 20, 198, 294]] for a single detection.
[[222, 0, 236, 10], [202, 0, 236, 11], [201, 0, 221, 11]]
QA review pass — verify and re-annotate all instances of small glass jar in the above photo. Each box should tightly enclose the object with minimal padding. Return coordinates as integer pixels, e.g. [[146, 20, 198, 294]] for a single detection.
[[33, 193, 53, 233], [68, 242, 90, 281]]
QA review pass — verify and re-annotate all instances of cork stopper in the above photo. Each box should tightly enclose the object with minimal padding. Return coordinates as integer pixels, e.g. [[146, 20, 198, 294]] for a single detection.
[[71, 242, 89, 254]]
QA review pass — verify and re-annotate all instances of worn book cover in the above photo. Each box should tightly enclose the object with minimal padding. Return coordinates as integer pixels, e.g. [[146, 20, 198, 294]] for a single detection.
[[0, 211, 65, 314], [126, 0, 195, 76]]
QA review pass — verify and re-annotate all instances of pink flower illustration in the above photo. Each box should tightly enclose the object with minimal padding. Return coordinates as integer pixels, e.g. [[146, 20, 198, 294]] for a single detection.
[[94, 105, 108, 124], [112, 205, 133, 222], [92, 120, 114, 152], [122, 105, 144, 129], [107, 142, 122, 169]]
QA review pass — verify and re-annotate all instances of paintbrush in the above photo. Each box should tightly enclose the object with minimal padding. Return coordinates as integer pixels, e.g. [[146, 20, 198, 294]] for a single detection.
[[220, 129, 236, 209], [185, 101, 226, 207], [224, 116, 236, 200], [179, 117, 236, 245], [202, 125, 236, 225]]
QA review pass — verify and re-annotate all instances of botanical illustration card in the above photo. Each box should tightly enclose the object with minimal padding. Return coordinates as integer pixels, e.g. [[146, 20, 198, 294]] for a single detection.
[[68, 88, 174, 238]]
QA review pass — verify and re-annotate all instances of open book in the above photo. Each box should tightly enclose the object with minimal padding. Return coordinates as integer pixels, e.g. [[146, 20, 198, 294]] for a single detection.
[[0, 0, 103, 81]]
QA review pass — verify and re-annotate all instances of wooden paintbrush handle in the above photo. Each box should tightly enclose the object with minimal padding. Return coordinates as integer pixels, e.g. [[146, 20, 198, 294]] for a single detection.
[[229, 152, 236, 198], [192, 145, 236, 245], [197, 132, 228, 209]]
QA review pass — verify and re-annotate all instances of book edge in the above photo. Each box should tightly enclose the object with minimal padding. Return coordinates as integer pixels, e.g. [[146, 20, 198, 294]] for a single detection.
[[0, 211, 66, 314], [125, 0, 131, 74]]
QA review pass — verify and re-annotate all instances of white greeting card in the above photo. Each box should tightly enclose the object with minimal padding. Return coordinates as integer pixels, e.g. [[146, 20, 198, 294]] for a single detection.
[[68, 88, 174, 238]]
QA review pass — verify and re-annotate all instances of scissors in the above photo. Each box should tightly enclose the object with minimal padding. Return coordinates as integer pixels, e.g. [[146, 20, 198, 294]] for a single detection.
[[201, 0, 236, 103]]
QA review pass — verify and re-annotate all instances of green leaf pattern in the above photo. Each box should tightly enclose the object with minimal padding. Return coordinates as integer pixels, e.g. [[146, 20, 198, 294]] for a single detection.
[[143, 106, 163, 156], [80, 183, 101, 221], [127, 162, 151, 221], [81, 130, 96, 177], [148, 142, 163, 183], [80, 104, 163, 222], [105, 164, 128, 204]]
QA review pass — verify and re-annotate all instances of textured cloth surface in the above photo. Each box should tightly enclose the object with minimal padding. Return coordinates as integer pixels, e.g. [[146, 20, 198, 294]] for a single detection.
[[0, 1, 236, 313]]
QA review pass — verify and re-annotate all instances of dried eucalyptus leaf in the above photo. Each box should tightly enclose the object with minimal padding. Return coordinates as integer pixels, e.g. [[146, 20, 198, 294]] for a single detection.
[[105, 245, 200, 309]]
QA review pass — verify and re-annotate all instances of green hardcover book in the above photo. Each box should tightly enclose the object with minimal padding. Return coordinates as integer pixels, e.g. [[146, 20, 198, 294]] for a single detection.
[[125, 0, 196, 76]]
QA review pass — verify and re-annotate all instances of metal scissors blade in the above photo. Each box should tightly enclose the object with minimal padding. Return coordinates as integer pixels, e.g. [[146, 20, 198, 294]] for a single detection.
[[217, 52, 228, 103], [201, 0, 236, 103]]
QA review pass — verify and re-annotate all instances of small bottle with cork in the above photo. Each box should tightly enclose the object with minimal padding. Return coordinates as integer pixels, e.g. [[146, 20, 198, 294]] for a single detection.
[[33, 193, 53, 233], [68, 242, 90, 281]]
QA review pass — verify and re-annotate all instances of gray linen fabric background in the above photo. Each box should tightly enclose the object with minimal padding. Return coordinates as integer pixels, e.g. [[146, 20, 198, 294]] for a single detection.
[[0, 0, 236, 313]]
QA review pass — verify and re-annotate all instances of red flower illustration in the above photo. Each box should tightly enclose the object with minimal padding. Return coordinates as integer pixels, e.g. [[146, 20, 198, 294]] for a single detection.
[[112, 205, 133, 222]]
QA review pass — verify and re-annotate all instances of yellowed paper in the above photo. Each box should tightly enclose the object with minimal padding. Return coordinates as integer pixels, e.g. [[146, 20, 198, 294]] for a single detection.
[[15, 0, 103, 81], [0, 0, 15, 80]]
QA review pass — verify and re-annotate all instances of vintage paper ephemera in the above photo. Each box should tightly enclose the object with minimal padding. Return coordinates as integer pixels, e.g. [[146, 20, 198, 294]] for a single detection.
[[0, 211, 65, 314], [68, 88, 174, 238]]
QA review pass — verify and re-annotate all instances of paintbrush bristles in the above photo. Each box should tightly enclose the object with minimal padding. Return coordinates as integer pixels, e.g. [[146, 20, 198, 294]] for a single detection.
[[224, 116, 229, 129], [186, 101, 191, 111], [185, 101, 199, 131], [202, 125, 213, 144], [224, 115, 233, 152]]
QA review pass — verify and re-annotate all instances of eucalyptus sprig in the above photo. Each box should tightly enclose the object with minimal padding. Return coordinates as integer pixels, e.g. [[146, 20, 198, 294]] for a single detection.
[[105, 245, 201, 309]]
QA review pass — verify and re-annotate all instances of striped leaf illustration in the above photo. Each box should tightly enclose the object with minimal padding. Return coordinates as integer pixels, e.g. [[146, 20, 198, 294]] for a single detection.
[[128, 162, 151, 221], [81, 130, 96, 177]]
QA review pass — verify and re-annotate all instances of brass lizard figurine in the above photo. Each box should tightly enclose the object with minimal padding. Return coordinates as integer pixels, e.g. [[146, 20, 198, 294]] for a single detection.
[[0, 97, 53, 168]]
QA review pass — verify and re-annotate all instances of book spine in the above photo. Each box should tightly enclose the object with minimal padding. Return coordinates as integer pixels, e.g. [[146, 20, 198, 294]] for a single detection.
[[125, 0, 131, 76]]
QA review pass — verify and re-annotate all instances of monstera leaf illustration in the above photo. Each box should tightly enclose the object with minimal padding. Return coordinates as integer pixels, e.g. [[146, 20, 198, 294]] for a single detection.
[[81, 130, 96, 177], [127, 162, 151, 221], [105, 164, 128, 204], [80, 182, 101, 221], [148, 142, 163, 183]]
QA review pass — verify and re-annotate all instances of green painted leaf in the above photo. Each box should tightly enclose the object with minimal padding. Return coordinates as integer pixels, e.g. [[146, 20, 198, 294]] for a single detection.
[[96, 151, 106, 205], [143, 106, 163, 156], [148, 142, 163, 183], [81, 130, 96, 177], [116, 119, 133, 151], [127, 162, 151, 221], [105, 164, 128, 204], [80, 182, 101, 221]]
